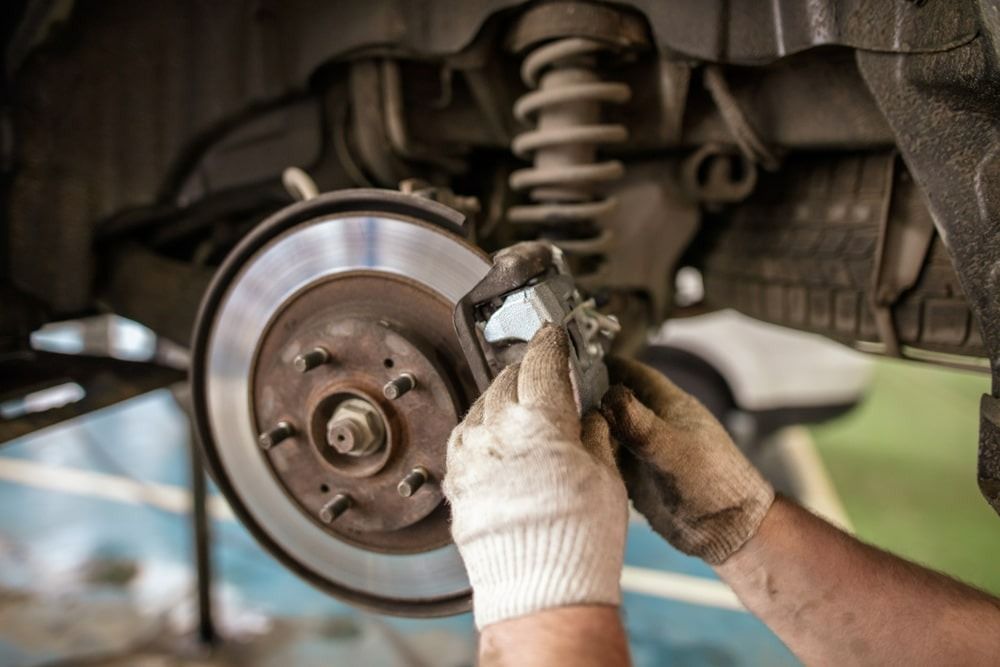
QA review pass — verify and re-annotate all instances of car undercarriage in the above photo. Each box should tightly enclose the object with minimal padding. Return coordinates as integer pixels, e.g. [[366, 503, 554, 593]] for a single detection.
[[3, 0, 1000, 616]]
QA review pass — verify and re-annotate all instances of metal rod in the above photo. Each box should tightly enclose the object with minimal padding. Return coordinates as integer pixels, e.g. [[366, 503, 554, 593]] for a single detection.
[[320, 493, 353, 523], [188, 425, 217, 646], [383, 372, 416, 400], [293, 347, 330, 373], [397, 466, 429, 497], [258, 421, 294, 449]]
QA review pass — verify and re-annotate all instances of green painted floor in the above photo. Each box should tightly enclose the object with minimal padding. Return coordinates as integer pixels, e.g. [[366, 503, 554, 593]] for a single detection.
[[810, 358, 1000, 595]]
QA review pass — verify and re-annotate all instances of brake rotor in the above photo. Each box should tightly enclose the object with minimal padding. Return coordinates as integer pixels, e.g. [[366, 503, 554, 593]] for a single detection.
[[190, 189, 490, 616]]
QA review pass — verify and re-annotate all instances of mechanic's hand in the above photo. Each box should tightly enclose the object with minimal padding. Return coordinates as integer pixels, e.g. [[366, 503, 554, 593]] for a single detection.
[[443, 325, 628, 629], [602, 357, 774, 565]]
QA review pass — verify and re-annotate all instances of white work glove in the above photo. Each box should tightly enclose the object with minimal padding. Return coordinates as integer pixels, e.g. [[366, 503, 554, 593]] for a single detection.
[[443, 325, 628, 629], [602, 357, 775, 565]]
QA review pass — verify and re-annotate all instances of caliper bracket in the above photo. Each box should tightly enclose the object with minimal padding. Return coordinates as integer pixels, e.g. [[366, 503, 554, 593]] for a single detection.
[[453, 241, 618, 412]]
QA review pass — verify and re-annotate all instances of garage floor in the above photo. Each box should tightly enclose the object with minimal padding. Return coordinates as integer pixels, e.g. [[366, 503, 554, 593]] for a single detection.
[[0, 389, 802, 666]]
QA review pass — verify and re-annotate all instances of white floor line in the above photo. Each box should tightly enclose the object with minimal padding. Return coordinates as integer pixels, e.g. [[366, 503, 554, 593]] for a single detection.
[[776, 426, 853, 532], [0, 455, 749, 611], [620, 566, 745, 611], [0, 456, 234, 520]]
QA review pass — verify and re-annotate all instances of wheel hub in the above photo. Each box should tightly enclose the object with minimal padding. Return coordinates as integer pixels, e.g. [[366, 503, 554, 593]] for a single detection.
[[249, 273, 464, 551]]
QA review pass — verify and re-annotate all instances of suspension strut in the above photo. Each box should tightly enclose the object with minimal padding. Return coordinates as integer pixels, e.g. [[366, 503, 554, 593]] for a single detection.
[[509, 36, 632, 280]]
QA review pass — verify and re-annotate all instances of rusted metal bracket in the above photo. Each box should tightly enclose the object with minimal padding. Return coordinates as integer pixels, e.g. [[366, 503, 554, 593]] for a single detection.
[[453, 241, 553, 391], [980, 395, 1000, 516], [0, 351, 184, 443], [453, 240, 617, 412], [869, 161, 937, 358]]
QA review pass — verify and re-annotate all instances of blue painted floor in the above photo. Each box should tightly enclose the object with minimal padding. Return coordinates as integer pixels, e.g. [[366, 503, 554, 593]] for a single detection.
[[0, 390, 798, 666]]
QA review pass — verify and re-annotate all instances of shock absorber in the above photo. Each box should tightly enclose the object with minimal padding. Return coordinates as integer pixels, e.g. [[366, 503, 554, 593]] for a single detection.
[[509, 37, 632, 279]]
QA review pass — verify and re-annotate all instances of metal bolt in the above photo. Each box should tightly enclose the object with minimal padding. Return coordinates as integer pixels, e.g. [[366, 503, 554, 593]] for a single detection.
[[326, 398, 385, 456], [293, 347, 330, 373], [328, 419, 364, 454], [397, 466, 429, 498], [383, 372, 416, 400], [319, 493, 352, 523], [259, 421, 294, 450]]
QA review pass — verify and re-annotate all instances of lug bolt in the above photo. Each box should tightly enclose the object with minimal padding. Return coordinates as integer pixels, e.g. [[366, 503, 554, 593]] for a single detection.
[[259, 421, 294, 450], [293, 347, 330, 373], [319, 493, 352, 523], [397, 466, 429, 497], [383, 373, 416, 400]]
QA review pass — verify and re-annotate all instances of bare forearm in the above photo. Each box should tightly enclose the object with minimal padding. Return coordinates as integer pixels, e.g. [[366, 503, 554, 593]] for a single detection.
[[716, 496, 1000, 665], [478, 605, 630, 667]]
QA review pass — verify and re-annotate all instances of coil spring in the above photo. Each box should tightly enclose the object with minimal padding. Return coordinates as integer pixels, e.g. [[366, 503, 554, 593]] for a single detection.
[[509, 37, 631, 276]]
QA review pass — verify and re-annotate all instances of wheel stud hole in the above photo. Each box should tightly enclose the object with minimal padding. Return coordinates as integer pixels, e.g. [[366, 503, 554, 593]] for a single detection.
[[320, 483, 330, 493], [383, 358, 394, 368]]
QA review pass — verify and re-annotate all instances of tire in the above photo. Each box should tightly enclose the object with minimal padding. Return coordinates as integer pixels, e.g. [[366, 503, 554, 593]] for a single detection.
[[697, 152, 985, 358]]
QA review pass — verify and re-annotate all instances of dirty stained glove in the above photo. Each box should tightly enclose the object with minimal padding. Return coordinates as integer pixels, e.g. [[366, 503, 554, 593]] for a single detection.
[[443, 325, 628, 629], [602, 357, 774, 565]]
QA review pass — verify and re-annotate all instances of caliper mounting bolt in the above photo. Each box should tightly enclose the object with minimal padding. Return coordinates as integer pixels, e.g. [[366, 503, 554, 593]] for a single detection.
[[293, 347, 330, 373], [258, 421, 294, 450], [319, 493, 352, 523], [383, 372, 416, 400], [397, 466, 429, 497]]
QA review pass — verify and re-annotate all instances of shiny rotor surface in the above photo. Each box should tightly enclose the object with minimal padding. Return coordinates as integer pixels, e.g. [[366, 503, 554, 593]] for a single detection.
[[205, 215, 489, 603]]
